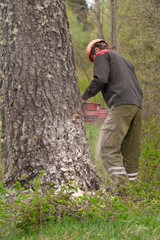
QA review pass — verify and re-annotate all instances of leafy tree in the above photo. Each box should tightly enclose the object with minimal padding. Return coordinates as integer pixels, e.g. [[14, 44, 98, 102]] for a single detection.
[[67, 0, 88, 25], [117, 0, 160, 118]]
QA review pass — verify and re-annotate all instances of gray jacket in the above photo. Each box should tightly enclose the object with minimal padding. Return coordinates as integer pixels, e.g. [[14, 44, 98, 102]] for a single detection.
[[82, 49, 143, 109]]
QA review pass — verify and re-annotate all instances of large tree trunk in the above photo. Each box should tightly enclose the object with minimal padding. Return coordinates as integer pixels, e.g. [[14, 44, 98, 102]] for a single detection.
[[0, 0, 101, 190]]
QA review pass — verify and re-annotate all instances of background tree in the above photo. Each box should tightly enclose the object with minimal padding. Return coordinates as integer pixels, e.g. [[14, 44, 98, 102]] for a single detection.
[[95, 0, 104, 39], [0, 0, 101, 189], [67, 0, 88, 26], [66, 1, 105, 106], [109, 0, 117, 50]]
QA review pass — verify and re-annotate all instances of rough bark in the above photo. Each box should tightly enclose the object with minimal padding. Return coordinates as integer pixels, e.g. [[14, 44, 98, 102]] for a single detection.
[[0, 0, 101, 190], [109, 0, 117, 50]]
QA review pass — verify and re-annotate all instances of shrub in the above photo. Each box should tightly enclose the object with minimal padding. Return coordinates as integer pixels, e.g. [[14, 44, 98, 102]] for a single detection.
[[140, 118, 160, 186]]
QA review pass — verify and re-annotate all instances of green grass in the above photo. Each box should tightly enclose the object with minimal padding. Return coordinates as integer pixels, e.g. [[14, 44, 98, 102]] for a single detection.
[[5, 213, 160, 240]]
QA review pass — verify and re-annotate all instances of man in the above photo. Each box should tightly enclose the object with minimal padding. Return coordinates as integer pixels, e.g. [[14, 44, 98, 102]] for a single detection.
[[82, 39, 143, 192]]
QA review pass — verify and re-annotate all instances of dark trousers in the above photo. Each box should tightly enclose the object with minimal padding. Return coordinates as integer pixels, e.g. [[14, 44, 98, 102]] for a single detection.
[[100, 105, 142, 188]]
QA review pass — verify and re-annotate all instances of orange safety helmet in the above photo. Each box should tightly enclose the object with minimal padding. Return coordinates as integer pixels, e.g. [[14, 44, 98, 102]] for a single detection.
[[86, 39, 109, 62]]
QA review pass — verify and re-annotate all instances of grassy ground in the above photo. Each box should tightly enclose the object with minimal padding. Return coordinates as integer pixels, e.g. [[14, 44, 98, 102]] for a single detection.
[[5, 213, 160, 240], [0, 122, 160, 240]]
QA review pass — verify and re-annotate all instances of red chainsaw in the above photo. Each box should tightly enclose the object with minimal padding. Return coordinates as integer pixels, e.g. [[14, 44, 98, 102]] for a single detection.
[[81, 102, 109, 122]]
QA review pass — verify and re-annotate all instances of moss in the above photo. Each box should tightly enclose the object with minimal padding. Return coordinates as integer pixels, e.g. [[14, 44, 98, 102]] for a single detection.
[[43, 0, 51, 9], [5, 18, 12, 26], [18, 85, 22, 90], [12, 27, 19, 35], [0, 3, 7, 9], [3, 62, 7, 69], [41, 15, 48, 26], [0, 40, 5, 46], [36, 4, 44, 11]]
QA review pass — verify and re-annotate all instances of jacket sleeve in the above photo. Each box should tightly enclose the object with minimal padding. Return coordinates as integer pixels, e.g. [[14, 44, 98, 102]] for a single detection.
[[82, 53, 110, 100]]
